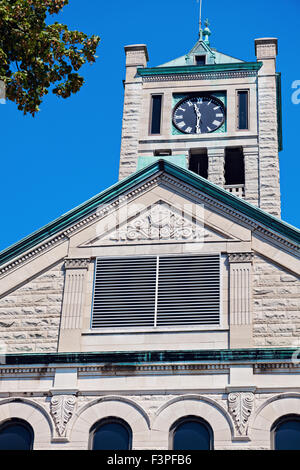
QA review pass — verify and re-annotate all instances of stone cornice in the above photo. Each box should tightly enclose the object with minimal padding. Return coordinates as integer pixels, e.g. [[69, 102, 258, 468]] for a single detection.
[[0, 348, 299, 366], [137, 62, 262, 82], [0, 175, 161, 278], [0, 234, 67, 277], [159, 173, 299, 253], [141, 71, 258, 82], [0, 361, 299, 378]]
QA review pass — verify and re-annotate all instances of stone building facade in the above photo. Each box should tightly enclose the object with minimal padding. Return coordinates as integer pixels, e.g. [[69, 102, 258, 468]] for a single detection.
[[0, 27, 299, 450]]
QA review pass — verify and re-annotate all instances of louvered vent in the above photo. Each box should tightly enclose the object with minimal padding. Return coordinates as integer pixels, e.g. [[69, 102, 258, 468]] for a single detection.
[[92, 255, 220, 328], [157, 255, 220, 326], [92, 257, 157, 328]]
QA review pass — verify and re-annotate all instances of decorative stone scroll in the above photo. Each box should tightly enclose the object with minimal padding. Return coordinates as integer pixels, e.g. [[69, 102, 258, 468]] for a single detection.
[[228, 392, 254, 435], [106, 202, 205, 243], [50, 395, 76, 437]]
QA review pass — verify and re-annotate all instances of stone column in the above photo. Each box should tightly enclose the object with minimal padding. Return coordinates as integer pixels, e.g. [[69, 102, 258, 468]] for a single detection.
[[119, 44, 149, 181], [207, 147, 225, 187], [58, 258, 90, 352], [244, 147, 259, 207], [228, 252, 254, 348], [255, 38, 281, 218]]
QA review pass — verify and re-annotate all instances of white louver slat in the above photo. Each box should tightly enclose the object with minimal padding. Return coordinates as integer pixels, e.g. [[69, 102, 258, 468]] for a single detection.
[[91, 255, 220, 328]]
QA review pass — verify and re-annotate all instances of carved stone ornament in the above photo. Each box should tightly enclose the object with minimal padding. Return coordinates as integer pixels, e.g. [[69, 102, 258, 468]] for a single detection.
[[50, 395, 76, 436], [106, 202, 206, 242], [228, 252, 254, 264], [228, 392, 254, 435], [64, 258, 90, 269]]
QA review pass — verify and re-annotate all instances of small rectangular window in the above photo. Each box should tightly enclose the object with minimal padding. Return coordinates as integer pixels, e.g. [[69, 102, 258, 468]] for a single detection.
[[225, 147, 245, 185], [237, 90, 249, 130], [150, 95, 162, 135], [195, 55, 206, 66], [189, 152, 208, 179], [154, 149, 172, 156]]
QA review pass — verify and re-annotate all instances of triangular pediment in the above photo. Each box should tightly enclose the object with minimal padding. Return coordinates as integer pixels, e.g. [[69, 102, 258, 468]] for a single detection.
[[81, 200, 237, 247], [1, 160, 299, 296]]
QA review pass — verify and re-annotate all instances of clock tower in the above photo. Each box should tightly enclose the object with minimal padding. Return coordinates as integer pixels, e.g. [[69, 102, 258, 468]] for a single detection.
[[119, 23, 282, 218]]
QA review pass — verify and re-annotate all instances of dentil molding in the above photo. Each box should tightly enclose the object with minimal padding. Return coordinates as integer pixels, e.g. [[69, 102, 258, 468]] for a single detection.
[[64, 258, 90, 269], [228, 252, 254, 263]]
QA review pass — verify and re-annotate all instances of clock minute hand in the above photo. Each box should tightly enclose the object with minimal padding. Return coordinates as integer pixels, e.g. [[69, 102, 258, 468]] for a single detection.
[[194, 104, 202, 134]]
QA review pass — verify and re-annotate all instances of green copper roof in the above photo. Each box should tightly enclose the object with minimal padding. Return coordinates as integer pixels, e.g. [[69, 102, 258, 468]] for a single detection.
[[158, 40, 245, 68], [0, 348, 299, 366], [0, 160, 299, 268], [138, 62, 262, 77]]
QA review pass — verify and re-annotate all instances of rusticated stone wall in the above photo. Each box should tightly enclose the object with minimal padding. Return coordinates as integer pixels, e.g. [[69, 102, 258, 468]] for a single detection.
[[0, 263, 64, 353], [253, 255, 300, 347], [119, 82, 143, 180], [207, 148, 225, 186], [119, 45, 148, 181]]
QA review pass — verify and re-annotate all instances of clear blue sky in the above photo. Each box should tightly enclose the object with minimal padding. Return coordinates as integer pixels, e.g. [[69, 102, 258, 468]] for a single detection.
[[1, 0, 299, 251]]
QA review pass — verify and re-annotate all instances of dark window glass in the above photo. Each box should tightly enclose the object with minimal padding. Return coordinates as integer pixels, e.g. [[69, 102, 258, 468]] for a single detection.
[[225, 147, 245, 185], [189, 153, 208, 179], [237, 91, 249, 130], [150, 95, 162, 134], [195, 55, 206, 66], [0, 420, 34, 450], [173, 419, 212, 450], [91, 420, 131, 450], [154, 149, 172, 156], [274, 418, 300, 450]]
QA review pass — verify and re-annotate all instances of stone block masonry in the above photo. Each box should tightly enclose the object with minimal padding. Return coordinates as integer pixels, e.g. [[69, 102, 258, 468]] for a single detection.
[[0, 263, 64, 352], [119, 45, 149, 181], [253, 255, 300, 347], [255, 38, 281, 218]]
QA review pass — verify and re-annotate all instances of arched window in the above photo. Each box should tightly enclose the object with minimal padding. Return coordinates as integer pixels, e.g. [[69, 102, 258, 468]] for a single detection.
[[170, 416, 213, 450], [89, 417, 132, 450], [272, 415, 300, 450], [0, 419, 34, 450]]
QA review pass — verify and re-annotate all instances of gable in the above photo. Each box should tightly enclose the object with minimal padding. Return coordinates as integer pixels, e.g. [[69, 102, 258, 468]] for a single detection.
[[0, 160, 299, 297], [157, 41, 245, 68]]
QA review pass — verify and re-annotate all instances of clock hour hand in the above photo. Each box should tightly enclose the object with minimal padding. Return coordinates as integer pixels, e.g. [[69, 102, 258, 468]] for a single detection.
[[194, 104, 202, 134]]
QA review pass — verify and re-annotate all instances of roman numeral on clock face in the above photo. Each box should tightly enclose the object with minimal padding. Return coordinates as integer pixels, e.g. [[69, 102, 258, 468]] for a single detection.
[[177, 121, 186, 128]]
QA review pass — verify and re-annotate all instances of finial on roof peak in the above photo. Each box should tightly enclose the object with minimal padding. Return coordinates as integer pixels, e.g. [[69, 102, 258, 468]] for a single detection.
[[203, 18, 211, 45]]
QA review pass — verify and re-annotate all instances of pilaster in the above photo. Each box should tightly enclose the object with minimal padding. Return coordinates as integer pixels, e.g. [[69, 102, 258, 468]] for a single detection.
[[228, 252, 254, 348], [58, 259, 90, 352]]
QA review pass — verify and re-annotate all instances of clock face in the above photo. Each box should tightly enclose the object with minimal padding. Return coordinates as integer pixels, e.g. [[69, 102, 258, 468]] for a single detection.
[[172, 95, 226, 134]]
